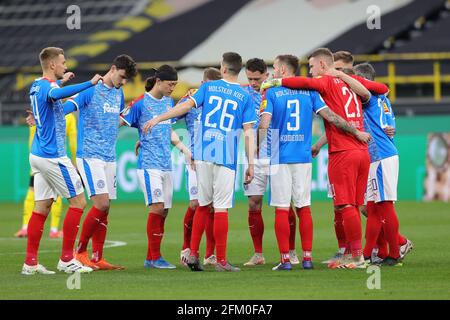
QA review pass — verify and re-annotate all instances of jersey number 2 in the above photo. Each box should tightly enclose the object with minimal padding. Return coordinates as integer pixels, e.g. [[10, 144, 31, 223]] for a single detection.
[[204, 96, 238, 132], [342, 87, 361, 119]]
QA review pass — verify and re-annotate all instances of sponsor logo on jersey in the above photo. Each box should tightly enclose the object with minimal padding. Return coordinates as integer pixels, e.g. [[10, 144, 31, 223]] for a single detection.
[[76, 180, 83, 190], [190, 186, 198, 195], [103, 102, 120, 114]]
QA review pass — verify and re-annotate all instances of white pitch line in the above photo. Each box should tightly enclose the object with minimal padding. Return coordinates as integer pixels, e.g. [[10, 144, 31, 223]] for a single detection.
[[0, 238, 127, 256]]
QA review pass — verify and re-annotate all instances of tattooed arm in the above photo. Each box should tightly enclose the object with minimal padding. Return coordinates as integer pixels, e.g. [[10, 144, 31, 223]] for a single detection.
[[318, 107, 371, 143]]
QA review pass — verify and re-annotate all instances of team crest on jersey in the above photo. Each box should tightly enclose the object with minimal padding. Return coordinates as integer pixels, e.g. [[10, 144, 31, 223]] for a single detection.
[[153, 188, 162, 198], [97, 180, 105, 189], [190, 186, 198, 195]]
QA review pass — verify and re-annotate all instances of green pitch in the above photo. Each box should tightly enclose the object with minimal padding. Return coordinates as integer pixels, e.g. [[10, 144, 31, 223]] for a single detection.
[[0, 201, 449, 300]]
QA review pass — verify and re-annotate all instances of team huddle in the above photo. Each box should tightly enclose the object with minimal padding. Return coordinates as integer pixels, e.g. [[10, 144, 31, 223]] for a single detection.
[[21, 46, 413, 275]]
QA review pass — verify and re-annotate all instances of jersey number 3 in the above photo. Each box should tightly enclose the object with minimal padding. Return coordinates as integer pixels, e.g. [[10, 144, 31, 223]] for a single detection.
[[287, 99, 300, 131]]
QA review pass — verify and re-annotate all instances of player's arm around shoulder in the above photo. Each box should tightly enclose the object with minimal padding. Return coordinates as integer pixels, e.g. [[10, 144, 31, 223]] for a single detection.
[[330, 69, 371, 102], [142, 98, 194, 134]]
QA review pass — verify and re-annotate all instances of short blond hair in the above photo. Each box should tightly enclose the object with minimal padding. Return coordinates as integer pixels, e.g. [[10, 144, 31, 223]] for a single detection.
[[39, 47, 64, 69], [333, 51, 354, 65], [308, 47, 334, 66], [203, 67, 221, 81]]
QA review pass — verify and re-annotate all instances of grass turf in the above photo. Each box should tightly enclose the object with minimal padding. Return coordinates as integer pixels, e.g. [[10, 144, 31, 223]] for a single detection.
[[0, 201, 449, 300]]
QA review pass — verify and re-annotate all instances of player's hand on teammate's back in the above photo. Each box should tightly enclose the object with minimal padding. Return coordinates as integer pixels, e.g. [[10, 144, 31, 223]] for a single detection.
[[384, 125, 395, 138], [61, 72, 75, 85], [90, 74, 104, 85], [311, 144, 321, 158], [244, 164, 254, 185], [134, 140, 141, 156], [142, 118, 159, 134], [356, 130, 371, 143], [260, 78, 282, 92]]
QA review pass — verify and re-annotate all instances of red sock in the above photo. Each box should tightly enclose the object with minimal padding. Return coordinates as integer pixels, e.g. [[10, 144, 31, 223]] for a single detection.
[[92, 214, 108, 262], [248, 210, 264, 254], [189, 206, 209, 258], [363, 201, 382, 258], [288, 207, 296, 251], [159, 215, 166, 257], [25, 212, 48, 266], [334, 209, 346, 249], [378, 201, 400, 259], [398, 233, 407, 246], [274, 208, 290, 263], [341, 206, 362, 258], [146, 213, 164, 260], [77, 206, 106, 254], [214, 211, 228, 266], [296, 207, 313, 257], [182, 207, 196, 250], [377, 230, 388, 259], [205, 208, 215, 258], [61, 207, 84, 262]]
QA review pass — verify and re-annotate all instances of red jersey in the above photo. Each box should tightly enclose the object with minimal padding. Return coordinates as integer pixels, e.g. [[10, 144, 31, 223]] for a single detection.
[[281, 75, 388, 153]]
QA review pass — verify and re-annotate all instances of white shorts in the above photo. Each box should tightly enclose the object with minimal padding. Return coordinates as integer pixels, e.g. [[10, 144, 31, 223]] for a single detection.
[[269, 163, 312, 208], [195, 160, 236, 209], [137, 169, 173, 208], [76, 158, 117, 199], [243, 158, 270, 196], [185, 165, 198, 201], [30, 154, 84, 201], [366, 155, 398, 202]]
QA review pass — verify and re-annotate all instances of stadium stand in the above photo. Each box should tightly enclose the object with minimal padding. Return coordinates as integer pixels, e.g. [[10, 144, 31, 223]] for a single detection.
[[0, 0, 449, 123], [324, 0, 448, 54]]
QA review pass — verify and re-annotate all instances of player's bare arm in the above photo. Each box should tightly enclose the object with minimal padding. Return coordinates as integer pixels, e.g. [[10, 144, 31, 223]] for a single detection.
[[134, 140, 140, 156], [257, 113, 271, 156], [171, 130, 194, 170], [312, 134, 327, 158], [243, 122, 255, 185], [318, 107, 371, 143], [142, 99, 194, 134]]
